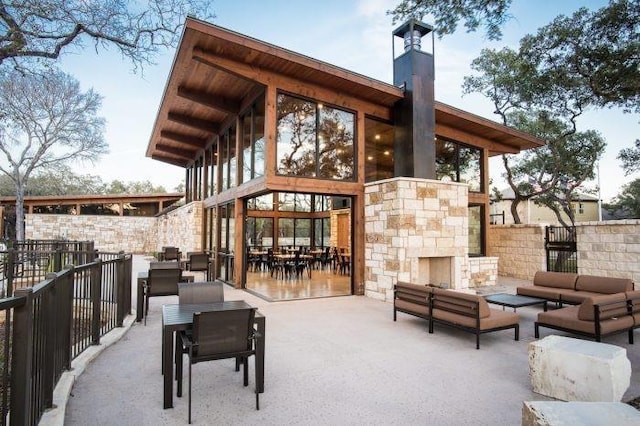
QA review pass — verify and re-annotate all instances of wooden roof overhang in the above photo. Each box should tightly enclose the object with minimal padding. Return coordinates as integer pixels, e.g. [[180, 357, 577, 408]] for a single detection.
[[147, 17, 544, 168], [146, 17, 405, 167]]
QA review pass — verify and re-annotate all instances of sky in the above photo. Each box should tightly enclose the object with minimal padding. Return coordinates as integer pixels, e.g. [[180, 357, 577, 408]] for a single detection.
[[59, 0, 638, 202]]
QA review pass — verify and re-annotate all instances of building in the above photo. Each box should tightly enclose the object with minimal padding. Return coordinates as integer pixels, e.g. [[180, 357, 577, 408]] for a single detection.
[[146, 18, 544, 301], [490, 188, 600, 225]]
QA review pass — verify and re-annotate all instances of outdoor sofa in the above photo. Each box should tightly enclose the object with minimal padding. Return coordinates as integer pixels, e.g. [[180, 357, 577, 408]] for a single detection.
[[535, 290, 640, 343], [393, 281, 519, 349], [517, 271, 634, 307]]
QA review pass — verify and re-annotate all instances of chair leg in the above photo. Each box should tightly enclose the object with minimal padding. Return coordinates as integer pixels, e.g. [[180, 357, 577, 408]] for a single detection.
[[243, 356, 248, 386], [176, 338, 183, 397], [188, 355, 192, 424], [235, 357, 240, 372], [144, 294, 149, 326]]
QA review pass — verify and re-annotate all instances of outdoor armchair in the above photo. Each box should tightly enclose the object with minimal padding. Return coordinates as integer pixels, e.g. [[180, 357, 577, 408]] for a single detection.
[[186, 252, 211, 279], [160, 246, 182, 262], [178, 281, 224, 304], [177, 308, 260, 423], [143, 266, 182, 325]]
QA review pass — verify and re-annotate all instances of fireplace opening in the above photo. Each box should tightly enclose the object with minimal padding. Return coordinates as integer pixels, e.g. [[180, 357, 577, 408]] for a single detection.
[[418, 257, 453, 288]]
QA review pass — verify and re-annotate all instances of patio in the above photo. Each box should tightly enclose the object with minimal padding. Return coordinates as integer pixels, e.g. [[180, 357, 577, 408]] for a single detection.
[[62, 256, 640, 425]]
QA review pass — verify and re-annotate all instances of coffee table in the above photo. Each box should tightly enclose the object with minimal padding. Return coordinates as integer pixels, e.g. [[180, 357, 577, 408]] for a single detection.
[[484, 293, 548, 312]]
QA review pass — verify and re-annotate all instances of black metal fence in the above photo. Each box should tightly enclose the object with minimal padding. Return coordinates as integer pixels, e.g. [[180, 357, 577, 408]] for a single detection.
[[0, 240, 96, 298], [545, 225, 578, 273], [0, 248, 131, 425]]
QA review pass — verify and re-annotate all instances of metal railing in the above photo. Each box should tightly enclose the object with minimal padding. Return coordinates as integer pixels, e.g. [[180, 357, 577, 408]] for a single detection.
[[0, 251, 131, 426], [0, 240, 96, 298]]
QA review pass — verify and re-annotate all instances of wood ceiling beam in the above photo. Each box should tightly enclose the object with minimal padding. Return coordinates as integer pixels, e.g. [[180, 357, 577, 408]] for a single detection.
[[435, 124, 520, 155], [177, 86, 241, 114], [151, 154, 188, 168], [155, 144, 195, 160], [167, 111, 219, 133], [160, 130, 208, 148]]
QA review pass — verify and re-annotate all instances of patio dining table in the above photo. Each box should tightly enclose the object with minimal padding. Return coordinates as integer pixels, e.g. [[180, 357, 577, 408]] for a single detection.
[[161, 301, 266, 409]]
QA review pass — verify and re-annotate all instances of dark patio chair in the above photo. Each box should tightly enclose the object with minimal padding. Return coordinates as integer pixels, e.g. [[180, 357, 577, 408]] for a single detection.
[[177, 308, 260, 423], [186, 252, 211, 279], [150, 261, 180, 269], [143, 266, 182, 325], [161, 246, 181, 262], [178, 281, 224, 304]]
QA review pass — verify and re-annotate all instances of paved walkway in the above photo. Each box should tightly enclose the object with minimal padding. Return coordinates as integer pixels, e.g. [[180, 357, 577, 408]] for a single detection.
[[61, 257, 640, 425]]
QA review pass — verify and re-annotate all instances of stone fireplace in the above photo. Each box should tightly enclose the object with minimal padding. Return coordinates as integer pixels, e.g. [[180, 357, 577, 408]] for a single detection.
[[364, 177, 471, 301]]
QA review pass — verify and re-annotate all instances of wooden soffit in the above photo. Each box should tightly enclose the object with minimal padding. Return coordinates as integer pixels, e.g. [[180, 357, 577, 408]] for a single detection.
[[147, 17, 404, 167]]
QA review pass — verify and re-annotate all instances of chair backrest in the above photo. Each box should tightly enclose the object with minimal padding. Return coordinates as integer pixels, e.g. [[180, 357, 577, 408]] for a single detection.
[[179, 281, 224, 304], [147, 267, 181, 296], [188, 252, 210, 271], [150, 261, 180, 269], [192, 308, 256, 358], [163, 246, 180, 261]]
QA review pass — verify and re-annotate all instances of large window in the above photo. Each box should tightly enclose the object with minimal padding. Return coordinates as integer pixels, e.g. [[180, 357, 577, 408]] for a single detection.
[[365, 118, 394, 182], [278, 218, 311, 248], [276, 93, 355, 180], [241, 95, 265, 183], [436, 138, 482, 192], [246, 217, 273, 249]]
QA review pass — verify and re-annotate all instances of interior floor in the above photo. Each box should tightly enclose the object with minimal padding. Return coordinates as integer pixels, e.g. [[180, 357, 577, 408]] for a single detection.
[[244, 268, 351, 301]]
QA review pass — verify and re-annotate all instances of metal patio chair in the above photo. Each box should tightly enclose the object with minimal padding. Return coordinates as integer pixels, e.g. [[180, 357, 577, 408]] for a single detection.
[[143, 266, 182, 325], [177, 308, 260, 423]]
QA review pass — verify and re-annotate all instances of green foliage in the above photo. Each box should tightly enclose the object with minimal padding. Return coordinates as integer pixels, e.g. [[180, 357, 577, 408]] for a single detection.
[[460, 1, 638, 225], [604, 178, 640, 219], [618, 139, 640, 175], [388, 0, 513, 40]]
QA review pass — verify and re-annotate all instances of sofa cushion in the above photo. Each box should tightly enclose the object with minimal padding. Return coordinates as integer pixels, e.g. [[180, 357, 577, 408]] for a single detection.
[[395, 282, 431, 305], [538, 306, 634, 335], [575, 275, 633, 294], [517, 286, 563, 300], [395, 299, 429, 318], [533, 271, 578, 289], [561, 290, 605, 305], [577, 293, 628, 321], [432, 288, 490, 319]]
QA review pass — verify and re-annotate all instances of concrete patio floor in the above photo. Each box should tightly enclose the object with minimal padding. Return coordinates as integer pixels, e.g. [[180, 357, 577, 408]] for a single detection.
[[62, 256, 640, 425]]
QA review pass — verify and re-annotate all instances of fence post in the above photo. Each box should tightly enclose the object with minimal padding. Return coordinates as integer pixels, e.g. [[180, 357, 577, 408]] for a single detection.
[[53, 244, 63, 273], [116, 252, 126, 326], [43, 273, 56, 410], [6, 248, 14, 297], [11, 288, 34, 426], [91, 258, 102, 345], [55, 269, 74, 370]]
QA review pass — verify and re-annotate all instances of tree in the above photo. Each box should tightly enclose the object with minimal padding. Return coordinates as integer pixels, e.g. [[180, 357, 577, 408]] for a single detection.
[[0, 1, 215, 71], [618, 139, 640, 175], [388, 0, 513, 40], [0, 69, 108, 240], [604, 178, 640, 219]]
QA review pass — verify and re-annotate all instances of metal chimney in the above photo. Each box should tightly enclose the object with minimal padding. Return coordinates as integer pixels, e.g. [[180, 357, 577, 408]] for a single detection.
[[392, 19, 436, 179]]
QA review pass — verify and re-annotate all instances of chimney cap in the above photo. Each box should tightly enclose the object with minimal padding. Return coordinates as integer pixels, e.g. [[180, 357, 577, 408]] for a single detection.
[[392, 19, 433, 39]]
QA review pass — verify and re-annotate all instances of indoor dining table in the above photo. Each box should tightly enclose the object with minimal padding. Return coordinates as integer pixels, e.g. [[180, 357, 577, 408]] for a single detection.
[[161, 301, 266, 409]]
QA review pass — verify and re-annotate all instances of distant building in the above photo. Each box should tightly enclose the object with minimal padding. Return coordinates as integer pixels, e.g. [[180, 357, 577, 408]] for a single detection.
[[490, 187, 599, 225]]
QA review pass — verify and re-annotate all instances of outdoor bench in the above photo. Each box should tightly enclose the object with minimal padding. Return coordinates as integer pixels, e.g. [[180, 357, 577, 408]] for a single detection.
[[535, 290, 640, 343], [393, 282, 520, 349], [517, 271, 634, 307]]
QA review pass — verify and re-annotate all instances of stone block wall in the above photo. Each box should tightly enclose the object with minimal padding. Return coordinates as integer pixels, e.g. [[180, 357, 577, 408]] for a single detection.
[[577, 220, 640, 284], [488, 220, 640, 283], [364, 178, 470, 302], [487, 224, 546, 281], [26, 214, 157, 253], [156, 201, 203, 254], [468, 256, 498, 288]]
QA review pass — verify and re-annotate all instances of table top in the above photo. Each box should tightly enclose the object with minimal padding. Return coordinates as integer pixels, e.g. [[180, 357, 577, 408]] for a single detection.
[[162, 301, 254, 327], [483, 293, 547, 308]]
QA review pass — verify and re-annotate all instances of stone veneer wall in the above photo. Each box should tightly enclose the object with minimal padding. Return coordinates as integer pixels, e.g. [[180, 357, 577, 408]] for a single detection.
[[488, 220, 640, 283], [364, 178, 470, 302], [26, 200, 204, 254], [26, 214, 157, 253], [577, 220, 640, 284], [468, 256, 499, 288], [487, 224, 546, 280], [156, 201, 203, 254]]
